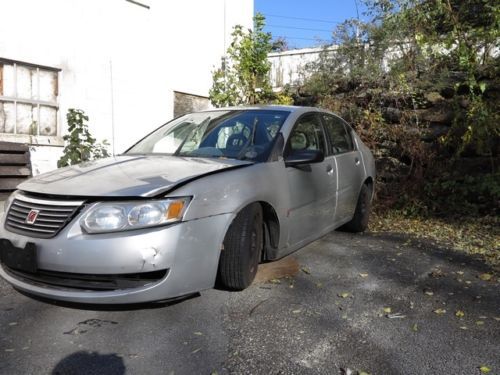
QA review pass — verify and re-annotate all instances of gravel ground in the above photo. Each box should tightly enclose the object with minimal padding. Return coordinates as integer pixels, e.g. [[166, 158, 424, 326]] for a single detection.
[[0, 231, 498, 375]]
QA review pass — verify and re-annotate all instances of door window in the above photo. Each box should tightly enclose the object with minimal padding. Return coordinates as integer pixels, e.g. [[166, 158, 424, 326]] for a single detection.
[[322, 114, 354, 155], [287, 114, 326, 155]]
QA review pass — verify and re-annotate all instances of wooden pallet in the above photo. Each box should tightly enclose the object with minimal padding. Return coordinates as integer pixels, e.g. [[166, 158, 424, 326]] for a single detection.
[[0, 141, 31, 200]]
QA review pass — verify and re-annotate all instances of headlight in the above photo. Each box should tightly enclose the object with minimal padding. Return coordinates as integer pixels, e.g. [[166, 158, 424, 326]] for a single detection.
[[80, 197, 190, 234]]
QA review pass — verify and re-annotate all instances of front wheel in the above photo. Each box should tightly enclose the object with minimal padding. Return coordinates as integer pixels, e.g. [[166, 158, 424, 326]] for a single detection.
[[341, 184, 372, 233], [217, 203, 263, 290]]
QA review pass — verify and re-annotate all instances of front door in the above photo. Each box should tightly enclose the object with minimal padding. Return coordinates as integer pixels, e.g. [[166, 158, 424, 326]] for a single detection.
[[285, 113, 336, 247]]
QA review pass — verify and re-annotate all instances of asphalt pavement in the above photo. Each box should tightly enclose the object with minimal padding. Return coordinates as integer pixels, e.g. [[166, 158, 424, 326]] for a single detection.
[[0, 231, 498, 375]]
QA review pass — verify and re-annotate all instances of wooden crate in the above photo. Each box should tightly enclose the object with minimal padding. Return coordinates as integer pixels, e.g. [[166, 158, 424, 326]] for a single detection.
[[0, 142, 31, 200]]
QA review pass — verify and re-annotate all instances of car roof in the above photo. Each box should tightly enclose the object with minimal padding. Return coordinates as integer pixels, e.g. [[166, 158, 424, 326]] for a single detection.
[[199, 105, 321, 114]]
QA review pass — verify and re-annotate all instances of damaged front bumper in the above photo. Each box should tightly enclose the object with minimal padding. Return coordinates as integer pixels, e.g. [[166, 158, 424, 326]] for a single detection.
[[0, 211, 234, 304]]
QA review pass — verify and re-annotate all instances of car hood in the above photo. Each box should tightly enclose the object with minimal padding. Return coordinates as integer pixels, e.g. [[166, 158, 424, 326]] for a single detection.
[[18, 155, 253, 198]]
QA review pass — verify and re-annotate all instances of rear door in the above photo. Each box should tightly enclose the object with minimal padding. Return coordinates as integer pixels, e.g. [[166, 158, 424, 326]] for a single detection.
[[284, 113, 336, 247], [321, 113, 365, 222]]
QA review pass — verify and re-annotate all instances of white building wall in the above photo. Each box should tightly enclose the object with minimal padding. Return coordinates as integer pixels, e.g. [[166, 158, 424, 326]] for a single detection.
[[268, 47, 337, 89], [0, 0, 253, 174]]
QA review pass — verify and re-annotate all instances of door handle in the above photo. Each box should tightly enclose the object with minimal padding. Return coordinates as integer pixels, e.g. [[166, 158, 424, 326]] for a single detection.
[[326, 165, 334, 175], [355, 157, 360, 165]]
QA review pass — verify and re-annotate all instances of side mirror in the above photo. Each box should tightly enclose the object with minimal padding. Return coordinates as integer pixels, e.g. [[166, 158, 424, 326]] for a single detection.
[[285, 149, 325, 167]]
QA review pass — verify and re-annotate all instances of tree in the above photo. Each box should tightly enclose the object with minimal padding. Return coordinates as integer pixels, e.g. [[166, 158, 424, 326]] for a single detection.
[[58, 109, 110, 168], [209, 13, 276, 107]]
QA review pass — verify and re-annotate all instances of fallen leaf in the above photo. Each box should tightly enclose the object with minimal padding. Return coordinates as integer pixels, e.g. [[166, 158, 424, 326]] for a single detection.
[[456, 271, 464, 275], [455, 310, 465, 318], [359, 273, 369, 278], [494, 317, 500, 321], [193, 332, 203, 336], [387, 313, 406, 319], [269, 278, 281, 284], [424, 289, 434, 296], [476, 321, 484, 325], [411, 323, 418, 332], [479, 273, 492, 281], [315, 282, 323, 288], [338, 292, 350, 298], [8, 322, 18, 326], [191, 348, 201, 354], [479, 366, 491, 373], [434, 308, 446, 315], [459, 326, 468, 330], [4, 349, 14, 352], [383, 307, 392, 313], [292, 309, 301, 314], [301, 267, 311, 275]]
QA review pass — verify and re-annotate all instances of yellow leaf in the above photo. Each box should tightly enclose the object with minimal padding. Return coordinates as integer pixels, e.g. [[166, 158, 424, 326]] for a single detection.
[[338, 292, 350, 298], [476, 321, 484, 325], [434, 308, 446, 315], [455, 310, 465, 318], [301, 267, 311, 275], [383, 307, 392, 313], [479, 273, 492, 281], [411, 323, 418, 332], [479, 366, 491, 373], [359, 273, 369, 278]]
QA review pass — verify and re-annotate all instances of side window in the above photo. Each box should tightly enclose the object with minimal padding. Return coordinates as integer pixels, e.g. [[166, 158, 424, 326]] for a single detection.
[[287, 114, 326, 154], [322, 114, 354, 154]]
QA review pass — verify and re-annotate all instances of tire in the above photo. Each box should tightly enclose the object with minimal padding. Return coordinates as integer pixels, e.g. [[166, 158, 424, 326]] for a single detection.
[[218, 203, 263, 290], [341, 184, 372, 233]]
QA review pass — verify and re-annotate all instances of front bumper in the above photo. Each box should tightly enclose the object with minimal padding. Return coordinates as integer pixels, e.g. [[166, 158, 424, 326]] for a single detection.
[[0, 211, 234, 304]]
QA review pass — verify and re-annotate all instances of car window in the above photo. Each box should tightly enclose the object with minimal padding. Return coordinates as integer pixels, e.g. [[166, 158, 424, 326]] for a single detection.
[[126, 110, 290, 162], [322, 114, 354, 154], [288, 114, 326, 154]]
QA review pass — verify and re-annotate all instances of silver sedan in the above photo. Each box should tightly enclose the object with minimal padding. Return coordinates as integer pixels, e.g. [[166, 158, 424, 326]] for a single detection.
[[0, 106, 375, 304]]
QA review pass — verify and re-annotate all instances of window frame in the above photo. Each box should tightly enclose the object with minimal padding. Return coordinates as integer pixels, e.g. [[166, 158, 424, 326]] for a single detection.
[[0, 57, 61, 142], [320, 113, 356, 156]]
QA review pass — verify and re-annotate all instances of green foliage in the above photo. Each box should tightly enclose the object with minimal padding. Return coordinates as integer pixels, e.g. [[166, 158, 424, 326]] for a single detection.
[[57, 109, 110, 168], [209, 13, 275, 107], [300, 0, 499, 217]]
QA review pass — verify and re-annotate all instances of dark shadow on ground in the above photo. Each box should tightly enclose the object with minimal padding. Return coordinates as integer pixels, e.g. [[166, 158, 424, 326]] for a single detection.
[[52, 351, 125, 375]]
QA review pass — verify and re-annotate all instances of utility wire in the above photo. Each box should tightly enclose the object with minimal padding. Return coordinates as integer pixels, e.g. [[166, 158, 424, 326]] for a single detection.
[[267, 24, 333, 33], [263, 13, 343, 24], [273, 35, 329, 42]]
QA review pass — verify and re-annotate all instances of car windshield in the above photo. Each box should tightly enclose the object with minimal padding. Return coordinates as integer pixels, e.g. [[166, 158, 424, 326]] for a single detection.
[[126, 110, 290, 162]]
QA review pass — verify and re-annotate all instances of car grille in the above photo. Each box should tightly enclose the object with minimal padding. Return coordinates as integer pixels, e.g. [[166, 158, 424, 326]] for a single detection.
[[5, 194, 84, 238]]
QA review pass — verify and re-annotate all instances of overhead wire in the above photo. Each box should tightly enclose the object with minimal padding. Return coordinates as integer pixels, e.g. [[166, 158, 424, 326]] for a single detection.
[[262, 13, 344, 25]]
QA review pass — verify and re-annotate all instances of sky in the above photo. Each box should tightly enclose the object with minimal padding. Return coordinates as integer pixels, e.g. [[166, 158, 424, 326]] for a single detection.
[[254, 0, 366, 49]]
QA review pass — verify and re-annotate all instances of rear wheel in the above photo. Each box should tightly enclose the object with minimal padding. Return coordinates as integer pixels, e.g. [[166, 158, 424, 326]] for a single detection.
[[218, 203, 263, 290], [341, 184, 372, 233]]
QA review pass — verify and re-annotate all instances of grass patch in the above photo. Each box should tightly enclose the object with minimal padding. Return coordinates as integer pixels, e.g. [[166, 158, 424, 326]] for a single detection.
[[369, 211, 500, 268]]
